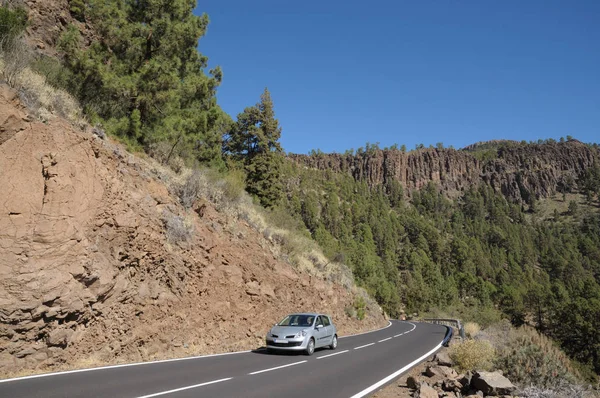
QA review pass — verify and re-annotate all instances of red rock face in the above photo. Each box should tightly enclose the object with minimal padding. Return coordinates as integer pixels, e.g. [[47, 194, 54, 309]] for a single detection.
[[289, 142, 599, 203]]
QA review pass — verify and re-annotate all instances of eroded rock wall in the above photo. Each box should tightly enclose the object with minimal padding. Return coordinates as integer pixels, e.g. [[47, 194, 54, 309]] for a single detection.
[[289, 142, 599, 202]]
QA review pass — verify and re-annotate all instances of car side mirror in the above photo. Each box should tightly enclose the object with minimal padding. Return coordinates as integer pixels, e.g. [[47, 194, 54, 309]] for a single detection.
[[316, 324, 323, 329]]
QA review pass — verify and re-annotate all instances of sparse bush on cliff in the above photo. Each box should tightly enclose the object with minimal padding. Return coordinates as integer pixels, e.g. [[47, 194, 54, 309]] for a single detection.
[[495, 325, 579, 391], [0, 6, 29, 87], [163, 211, 193, 244], [179, 169, 203, 209], [448, 339, 495, 372]]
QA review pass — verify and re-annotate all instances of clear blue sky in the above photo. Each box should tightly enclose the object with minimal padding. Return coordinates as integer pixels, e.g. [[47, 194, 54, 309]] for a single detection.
[[194, 0, 599, 155]]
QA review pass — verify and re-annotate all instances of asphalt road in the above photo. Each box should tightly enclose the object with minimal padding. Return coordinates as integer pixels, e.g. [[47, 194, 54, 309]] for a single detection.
[[0, 320, 447, 398]]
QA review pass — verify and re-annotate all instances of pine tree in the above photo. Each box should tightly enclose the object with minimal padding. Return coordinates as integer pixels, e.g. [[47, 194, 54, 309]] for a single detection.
[[225, 88, 283, 207], [61, 0, 226, 165]]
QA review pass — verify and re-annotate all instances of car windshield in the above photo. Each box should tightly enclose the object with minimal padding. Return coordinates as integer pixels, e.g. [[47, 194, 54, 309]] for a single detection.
[[277, 314, 315, 327]]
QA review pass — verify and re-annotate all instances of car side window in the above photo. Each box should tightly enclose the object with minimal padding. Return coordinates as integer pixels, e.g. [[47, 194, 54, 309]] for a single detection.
[[322, 316, 330, 326], [316, 316, 323, 327]]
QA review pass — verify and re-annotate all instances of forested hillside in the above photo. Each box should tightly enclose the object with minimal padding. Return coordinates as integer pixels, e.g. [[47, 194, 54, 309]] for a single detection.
[[278, 156, 600, 375], [2, 0, 600, 383]]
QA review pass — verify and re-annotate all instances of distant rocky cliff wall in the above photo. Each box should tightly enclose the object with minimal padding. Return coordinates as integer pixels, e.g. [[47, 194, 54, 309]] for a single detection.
[[288, 141, 600, 203]]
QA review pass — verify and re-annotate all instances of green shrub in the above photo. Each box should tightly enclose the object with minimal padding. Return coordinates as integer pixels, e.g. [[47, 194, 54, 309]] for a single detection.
[[221, 169, 246, 204], [0, 6, 27, 51], [68, 0, 86, 21], [342, 296, 367, 320], [57, 24, 81, 56], [354, 296, 366, 320], [449, 339, 495, 372], [0, 6, 30, 87]]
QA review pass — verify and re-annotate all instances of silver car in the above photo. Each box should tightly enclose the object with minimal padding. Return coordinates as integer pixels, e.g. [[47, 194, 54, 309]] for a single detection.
[[265, 313, 338, 355]]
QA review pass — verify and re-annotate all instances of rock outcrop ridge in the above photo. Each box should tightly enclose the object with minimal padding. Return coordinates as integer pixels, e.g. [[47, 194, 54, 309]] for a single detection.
[[289, 142, 599, 203]]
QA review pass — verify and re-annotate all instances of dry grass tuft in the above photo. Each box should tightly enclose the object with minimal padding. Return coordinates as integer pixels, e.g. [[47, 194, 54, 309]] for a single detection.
[[162, 211, 194, 244], [448, 339, 495, 372], [464, 321, 481, 338], [0, 51, 83, 124]]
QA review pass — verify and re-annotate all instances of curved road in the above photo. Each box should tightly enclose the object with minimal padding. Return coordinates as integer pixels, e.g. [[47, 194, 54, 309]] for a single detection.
[[0, 321, 447, 398]]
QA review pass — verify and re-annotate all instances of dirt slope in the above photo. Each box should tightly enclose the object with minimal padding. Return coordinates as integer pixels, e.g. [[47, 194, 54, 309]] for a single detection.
[[0, 85, 386, 377]]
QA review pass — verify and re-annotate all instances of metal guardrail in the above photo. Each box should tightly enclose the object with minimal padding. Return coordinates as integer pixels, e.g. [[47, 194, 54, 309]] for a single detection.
[[421, 318, 466, 341]]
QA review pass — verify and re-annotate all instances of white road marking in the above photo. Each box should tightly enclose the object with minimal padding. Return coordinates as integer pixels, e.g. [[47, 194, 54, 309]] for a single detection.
[[378, 337, 392, 343], [393, 334, 403, 337], [137, 378, 232, 398], [249, 360, 307, 375], [350, 342, 444, 397], [354, 343, 375, 350], [317, 350, 349, 359]]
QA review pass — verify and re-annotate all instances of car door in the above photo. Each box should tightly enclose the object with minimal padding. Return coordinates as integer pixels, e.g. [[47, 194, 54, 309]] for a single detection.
[[322, 315, 333, 345], [314, 315, 327, 347]]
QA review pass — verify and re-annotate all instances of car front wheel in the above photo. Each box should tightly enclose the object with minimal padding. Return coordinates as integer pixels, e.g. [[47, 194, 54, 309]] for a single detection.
[[329, 335, 338, 350], [305, 338, 315, 356]]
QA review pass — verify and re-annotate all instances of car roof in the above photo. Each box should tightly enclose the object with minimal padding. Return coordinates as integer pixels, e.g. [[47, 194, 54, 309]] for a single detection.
[[286, 313, 328, 317]]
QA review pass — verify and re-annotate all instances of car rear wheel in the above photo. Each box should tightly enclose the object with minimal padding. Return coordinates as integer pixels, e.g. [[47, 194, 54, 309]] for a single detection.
[[329, 335, 338, 350], [305, 338, 315, 356]]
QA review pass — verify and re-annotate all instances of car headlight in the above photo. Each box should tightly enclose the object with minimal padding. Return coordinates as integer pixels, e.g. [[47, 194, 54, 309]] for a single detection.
[[294, 329, 308, 338]]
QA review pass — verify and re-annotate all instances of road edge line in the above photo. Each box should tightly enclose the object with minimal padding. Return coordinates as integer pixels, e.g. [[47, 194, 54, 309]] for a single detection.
[[349, 341, 443, 398]]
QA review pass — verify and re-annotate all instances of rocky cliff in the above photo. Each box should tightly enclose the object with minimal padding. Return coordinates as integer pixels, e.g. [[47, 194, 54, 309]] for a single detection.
[[0, 85, 386, 377], [289, 142, 599, 203]]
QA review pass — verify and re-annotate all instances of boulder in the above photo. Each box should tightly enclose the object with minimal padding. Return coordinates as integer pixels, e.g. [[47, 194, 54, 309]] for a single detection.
[[459, 372, 473, 390], [14, 347, 37, 358], [260, 283, 276, 299], [471, 371, 516, 396], [407, 375, 422, 389], [435, 351, 454, 367], [245, 281, 260, 296], [114, 210, 138, 228], [417, 382, 439, 398], [47, 328, 73, 348], [440, 393, 458, 398], [442, 379, 463, 392], [425, 365, 458, 379]]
